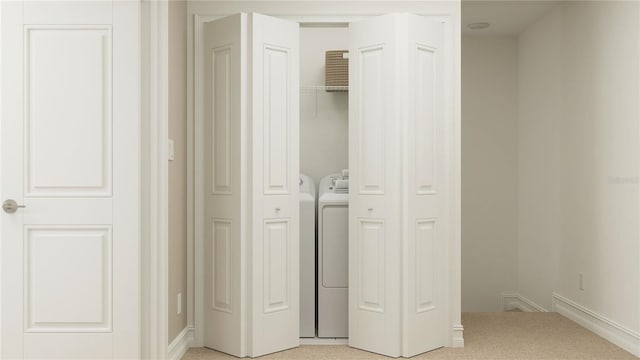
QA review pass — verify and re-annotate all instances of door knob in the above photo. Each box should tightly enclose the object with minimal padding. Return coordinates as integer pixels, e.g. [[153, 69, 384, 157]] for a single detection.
[[3, 199, 25, 214]]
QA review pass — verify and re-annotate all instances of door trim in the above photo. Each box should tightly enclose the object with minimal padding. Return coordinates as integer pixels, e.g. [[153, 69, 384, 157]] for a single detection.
[[142, 0, 170, 358], [189, 10, 462, 351]]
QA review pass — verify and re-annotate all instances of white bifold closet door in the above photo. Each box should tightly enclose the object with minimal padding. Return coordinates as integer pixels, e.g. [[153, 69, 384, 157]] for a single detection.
[[202, 11, 450, 359], [348, 13, 449, 358], [202, 13, 299, 358], [203, 13, 246, 357]]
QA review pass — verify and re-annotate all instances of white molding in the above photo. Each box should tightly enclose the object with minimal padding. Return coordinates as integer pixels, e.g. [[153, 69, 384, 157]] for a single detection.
[[0, 3, 3, 356], [447, 8, 462, 349], [501, 292, 548, 312], [300, 338, 349, 345], [168, 326, 195, 360], [552, 293, 640, 357], [142, 0, 169, 358], [635, 0, 640, 357], [191, 11, 206, 348], [451, 325, 465, 348]]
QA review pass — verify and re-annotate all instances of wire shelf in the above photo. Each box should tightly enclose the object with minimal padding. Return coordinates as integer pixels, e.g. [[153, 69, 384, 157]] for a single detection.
[[300, 85, 349, 93]]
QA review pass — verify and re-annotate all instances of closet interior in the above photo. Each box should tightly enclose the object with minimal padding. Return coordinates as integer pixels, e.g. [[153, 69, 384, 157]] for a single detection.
[[299, 24, 350, 341]]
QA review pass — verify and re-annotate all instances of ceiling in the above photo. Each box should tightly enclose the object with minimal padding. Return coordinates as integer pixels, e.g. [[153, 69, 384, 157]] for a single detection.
[[462, 1, 560, 36]]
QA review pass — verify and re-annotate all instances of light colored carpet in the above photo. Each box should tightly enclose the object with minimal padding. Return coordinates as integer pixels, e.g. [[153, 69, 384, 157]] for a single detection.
[[183, 312, 638, 359]]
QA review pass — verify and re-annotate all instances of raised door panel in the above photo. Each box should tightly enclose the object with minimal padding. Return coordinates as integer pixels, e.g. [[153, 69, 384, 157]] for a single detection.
[[211, 47, 232, 194], [25, 26, 112, 197], [415, 45, 437, 195], [263, 219, 290, 313], [357, 219, 384, 313], [24, 226, 112, 332], [358, 46, 385, 195], [263, 46, 291, 195], [416, 220, 436, 313], [212, 219, 232, 313]]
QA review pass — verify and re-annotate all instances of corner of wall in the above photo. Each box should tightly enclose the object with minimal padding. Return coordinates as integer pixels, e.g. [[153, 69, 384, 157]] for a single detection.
[[501, 292, 548, 312], [168, 0, 189, 345], [168, 326, 195, 360]]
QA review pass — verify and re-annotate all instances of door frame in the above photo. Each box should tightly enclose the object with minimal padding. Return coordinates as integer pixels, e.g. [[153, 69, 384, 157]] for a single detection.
[[143, 0, 170, 358], [189, 11, 462, 350]]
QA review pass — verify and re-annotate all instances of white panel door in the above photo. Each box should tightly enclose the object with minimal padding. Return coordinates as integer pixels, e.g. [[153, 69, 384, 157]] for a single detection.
[[203, 13, 247, 357], [349, 13, 449, 358], [403, 14, 448, 357], [349, 14, 402, 358], [1, 1, 140, 358], [250, 13, 300, 358], [200, 12, 299, 358]]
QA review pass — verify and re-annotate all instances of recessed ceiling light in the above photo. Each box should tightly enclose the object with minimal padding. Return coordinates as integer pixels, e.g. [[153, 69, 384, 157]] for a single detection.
[[467, 22, 490, 30]]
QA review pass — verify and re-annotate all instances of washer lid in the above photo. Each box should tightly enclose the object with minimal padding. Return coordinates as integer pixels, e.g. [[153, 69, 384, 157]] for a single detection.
[[319, 173, 348, 202]]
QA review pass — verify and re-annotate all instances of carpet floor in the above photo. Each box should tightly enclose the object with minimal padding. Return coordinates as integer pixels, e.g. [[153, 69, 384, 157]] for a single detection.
[[183, 312, 638, 359]]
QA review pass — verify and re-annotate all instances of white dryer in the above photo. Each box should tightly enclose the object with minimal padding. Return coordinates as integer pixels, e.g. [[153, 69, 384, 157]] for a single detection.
[[317, 173, 348, 338], [299, 174, 316, 338]]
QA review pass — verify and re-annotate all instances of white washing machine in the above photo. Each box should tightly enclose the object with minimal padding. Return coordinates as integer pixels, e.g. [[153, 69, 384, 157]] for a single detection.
[[317, 173, 348, 338], [299, 174, 316, 338]]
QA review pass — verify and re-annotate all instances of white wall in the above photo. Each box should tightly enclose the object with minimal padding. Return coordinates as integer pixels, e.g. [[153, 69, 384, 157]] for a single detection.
[[461, 35, 518, 311], [300, 27, 349, 187], [168, 0, 188, 344], [517, 1, 640, 335], [516, 5, 564, 312]]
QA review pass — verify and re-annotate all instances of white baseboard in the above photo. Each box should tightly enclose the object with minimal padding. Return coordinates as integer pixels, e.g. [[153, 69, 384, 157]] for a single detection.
[[552, 293, 640, 357], [451, 324, 465, 347], [501, 292, 548, 312], [300, 338, 349, 345], [168, 326, 195, 360]]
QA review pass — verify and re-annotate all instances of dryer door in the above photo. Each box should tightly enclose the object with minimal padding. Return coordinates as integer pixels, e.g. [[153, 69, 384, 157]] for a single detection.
[[322, 205, 348, 288]]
